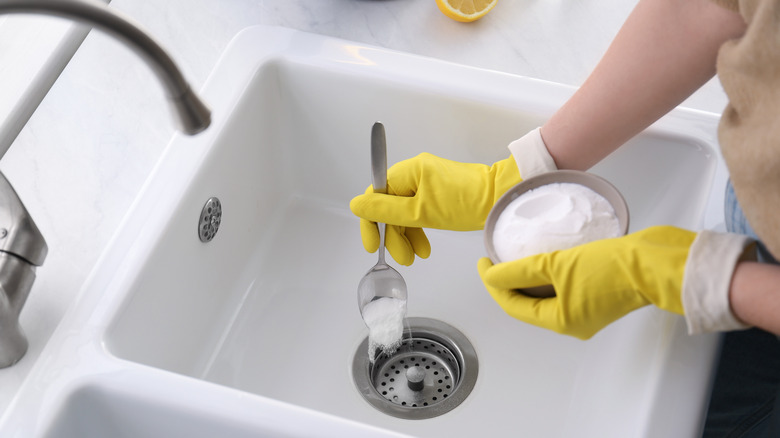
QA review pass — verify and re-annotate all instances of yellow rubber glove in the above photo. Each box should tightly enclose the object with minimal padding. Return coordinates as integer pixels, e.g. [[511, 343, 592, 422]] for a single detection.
[[477, 226, 696, 340], [350, 152, 521, 266]]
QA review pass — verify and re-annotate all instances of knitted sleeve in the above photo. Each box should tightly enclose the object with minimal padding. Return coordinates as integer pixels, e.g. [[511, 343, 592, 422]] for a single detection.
[[716, 0, 780, 259]]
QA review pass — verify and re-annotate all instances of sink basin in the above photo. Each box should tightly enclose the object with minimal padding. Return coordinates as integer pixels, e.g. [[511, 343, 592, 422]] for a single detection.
[[39, 373, 396, 438], [0, 26, 727, 437]]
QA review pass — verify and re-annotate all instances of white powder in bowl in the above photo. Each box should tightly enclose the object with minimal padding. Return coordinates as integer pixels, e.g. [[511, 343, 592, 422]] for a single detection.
[[492, 182, 621, 262]]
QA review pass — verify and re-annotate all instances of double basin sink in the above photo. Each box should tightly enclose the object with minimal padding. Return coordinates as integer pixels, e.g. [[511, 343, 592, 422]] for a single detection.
[[0, 26, 727, 437]]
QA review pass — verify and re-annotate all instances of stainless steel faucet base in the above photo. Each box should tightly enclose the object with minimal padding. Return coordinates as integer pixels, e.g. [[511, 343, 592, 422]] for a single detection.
[[0, 253, 36, 368], [0, 172, 44, 368]]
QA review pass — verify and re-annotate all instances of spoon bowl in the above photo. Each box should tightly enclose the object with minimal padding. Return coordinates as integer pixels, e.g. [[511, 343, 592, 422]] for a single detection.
[[357, 259, 408, 316]]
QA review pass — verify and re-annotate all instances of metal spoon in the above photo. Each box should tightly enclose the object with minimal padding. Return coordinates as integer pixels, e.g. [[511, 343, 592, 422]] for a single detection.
[[357, 122, 409, 320]]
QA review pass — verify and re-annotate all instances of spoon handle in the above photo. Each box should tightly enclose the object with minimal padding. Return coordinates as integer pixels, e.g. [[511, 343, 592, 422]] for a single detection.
[[371, 122, 387, 194], [371, 122, 388, 264]]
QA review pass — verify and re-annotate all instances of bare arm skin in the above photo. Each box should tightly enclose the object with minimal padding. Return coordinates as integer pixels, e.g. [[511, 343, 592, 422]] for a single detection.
[[730, 262, 780, 336], [540, 0, 746, 170], [538, 0, 780, 335]]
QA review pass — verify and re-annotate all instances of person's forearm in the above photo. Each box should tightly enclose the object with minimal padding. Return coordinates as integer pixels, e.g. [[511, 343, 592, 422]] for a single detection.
[[541, 0, 745, 170], [729, 261, 780, 336]]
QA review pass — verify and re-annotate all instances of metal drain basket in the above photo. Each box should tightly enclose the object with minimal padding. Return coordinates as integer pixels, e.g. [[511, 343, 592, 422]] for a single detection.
[[353, 317, 478, 420]]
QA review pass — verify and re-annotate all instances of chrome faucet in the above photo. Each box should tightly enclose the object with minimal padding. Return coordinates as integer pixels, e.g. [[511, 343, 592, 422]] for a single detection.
[[0, 175, 46, 368], [0, 0, 210, 367]]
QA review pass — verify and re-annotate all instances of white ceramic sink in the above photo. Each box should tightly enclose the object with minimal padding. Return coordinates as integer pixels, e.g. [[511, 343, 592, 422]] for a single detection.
[[0, 26, 728, 437]]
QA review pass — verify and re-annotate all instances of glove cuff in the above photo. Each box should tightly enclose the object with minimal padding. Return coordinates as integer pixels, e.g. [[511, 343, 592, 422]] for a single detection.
[[507, 128, 558, 179], [682, 230, 756, 334]]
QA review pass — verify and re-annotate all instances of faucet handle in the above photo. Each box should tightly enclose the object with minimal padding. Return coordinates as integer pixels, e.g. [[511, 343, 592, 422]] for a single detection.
[[0, 172, 47, 266]]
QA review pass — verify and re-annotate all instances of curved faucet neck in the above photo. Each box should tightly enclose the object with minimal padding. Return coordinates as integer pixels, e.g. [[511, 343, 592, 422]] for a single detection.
[[0, 0, 211, 136]]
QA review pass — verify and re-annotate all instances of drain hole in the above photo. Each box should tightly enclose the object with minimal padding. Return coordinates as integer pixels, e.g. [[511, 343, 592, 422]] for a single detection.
[[198, 197, 222, 242], [353, 317, 478, 420]]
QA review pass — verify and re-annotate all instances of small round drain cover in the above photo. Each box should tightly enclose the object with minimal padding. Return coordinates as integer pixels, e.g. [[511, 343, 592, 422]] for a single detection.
[[353, 317, 478, 420], [198, 197, 222, 242]]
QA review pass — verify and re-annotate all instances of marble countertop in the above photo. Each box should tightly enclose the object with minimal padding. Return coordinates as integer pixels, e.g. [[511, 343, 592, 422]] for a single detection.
[[0, 0, 727, 415]]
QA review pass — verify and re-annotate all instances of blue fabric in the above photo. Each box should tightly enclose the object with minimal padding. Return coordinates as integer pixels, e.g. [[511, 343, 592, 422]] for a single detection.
[[724, 181, 778, 265], [702, 181, 780, 438]]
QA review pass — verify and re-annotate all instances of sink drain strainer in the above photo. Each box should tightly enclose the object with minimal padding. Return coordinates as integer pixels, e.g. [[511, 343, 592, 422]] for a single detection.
[[353, 317, 478, 420]]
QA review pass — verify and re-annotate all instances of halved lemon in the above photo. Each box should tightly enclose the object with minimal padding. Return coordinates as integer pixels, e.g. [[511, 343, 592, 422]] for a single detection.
[[435, 0, 498, 22]]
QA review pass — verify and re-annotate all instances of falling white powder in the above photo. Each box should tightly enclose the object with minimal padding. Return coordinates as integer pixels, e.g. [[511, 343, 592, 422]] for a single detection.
[[492, 182, 621, 262], [362, 297, 406, 363]]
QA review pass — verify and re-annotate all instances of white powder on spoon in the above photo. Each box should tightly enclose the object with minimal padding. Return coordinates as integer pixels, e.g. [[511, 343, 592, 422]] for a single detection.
[[492, 182, 621, 262], [362, 297, 407, 363]]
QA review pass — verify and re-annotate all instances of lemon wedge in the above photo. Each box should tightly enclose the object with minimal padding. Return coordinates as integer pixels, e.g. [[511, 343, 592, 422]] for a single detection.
[[435, 0, 498, 22]]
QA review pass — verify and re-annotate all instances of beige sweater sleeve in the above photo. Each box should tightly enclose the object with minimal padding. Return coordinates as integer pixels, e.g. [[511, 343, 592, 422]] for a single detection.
[[714, 0, 780, 260]]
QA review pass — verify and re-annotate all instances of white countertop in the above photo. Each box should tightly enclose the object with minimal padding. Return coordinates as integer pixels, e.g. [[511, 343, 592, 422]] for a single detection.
[[0, 0, 727, 415]]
